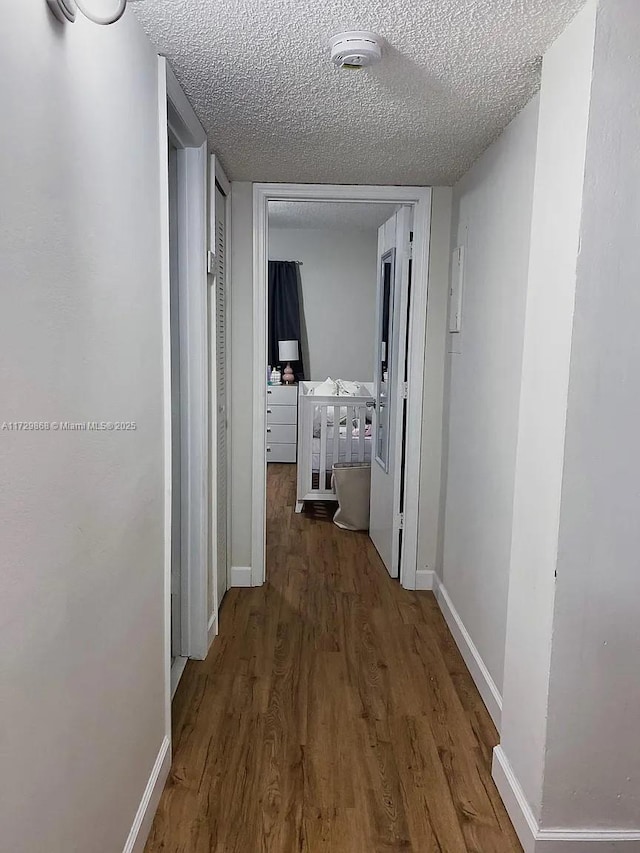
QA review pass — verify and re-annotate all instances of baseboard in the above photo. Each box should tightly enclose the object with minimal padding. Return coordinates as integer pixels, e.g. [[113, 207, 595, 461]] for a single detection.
[[492, 745, 539, 853], [170, 656, 187, 698], [433, 575, 502, 730], [230, 566, 252, 587], [122, 735, 171, 853], [208, 610, 218, 649], [492, 746, 640, 853], [415, 568, 435, 590]]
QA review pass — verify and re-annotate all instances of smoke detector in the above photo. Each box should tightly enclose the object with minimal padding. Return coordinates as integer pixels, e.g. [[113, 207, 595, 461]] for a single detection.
[[46, 0, 127, 25], [329, 31, 383, 70]]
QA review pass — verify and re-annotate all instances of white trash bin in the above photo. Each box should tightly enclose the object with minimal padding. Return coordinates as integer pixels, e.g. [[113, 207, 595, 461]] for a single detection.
[[331, 463, 371, 531]]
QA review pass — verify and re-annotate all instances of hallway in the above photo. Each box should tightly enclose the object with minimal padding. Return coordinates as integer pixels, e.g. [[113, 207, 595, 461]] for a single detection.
[[146, 465, 521, 852]]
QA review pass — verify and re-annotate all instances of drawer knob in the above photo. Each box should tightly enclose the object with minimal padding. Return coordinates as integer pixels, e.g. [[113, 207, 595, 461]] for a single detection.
[[266, 446, 271, 452], [267, 428, 271, 433], [267, 408, 272, 414]]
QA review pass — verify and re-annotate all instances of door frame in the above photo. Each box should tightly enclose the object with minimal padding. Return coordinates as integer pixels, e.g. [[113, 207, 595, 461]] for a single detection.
[[207, 155, 232, 650], [252, 183, 432, 590], [158, 59, 209, 724]]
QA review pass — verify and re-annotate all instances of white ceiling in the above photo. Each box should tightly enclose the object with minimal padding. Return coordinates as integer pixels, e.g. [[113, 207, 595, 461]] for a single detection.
[[133, 0, 585, 186], [269, 201, 397, 231]]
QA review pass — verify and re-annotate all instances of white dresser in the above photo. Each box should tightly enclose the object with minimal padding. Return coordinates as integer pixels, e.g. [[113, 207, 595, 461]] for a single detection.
[[266, 384, 298, 463]]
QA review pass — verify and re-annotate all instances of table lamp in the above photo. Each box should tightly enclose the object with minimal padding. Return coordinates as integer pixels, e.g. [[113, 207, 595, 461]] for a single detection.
[[279, 340, 299, 384]]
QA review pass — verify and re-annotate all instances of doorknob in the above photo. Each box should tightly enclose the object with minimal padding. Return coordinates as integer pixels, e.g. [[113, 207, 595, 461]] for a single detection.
[[365, 400, 376, 409]]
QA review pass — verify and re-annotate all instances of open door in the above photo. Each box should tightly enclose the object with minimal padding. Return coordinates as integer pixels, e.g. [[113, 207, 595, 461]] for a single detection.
[[369, 207, 413, 578]]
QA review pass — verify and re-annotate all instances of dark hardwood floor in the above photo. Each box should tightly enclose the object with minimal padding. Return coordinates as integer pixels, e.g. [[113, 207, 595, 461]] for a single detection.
[[145, 463, 521, 852]]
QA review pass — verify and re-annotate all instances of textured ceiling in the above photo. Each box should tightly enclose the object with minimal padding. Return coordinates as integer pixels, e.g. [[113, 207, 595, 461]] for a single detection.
[[269, 201, 397, 231], [133, 0, 586, 186]]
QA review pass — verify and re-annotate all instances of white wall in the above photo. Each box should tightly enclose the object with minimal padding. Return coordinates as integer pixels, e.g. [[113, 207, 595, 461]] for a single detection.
[[440, 95, 540, 700], [268, 227, 378, 381], [541, 0, 640, 829], [0, 7, 166, 851], [499, 1, 598, 820]]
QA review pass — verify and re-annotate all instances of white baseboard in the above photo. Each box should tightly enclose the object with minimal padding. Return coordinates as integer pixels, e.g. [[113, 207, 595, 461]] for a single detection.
[[492, 745, 539, 853], [415, 568, 435, 590], [230, 566, 252, 587], [122, 735, 171, 853], [492, 747, 640, 852], [433, 575, 502, 730], [170, 656, 188, 699], [208, 610, 218, 649]]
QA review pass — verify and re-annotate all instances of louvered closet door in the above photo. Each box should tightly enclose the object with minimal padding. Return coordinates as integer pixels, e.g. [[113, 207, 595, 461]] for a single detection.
[[214, 185, 228, 605]]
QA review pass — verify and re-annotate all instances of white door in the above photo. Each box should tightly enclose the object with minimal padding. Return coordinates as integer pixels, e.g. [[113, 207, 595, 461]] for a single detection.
[[369, 207, 413, 578], [210, 181, 229, 610]]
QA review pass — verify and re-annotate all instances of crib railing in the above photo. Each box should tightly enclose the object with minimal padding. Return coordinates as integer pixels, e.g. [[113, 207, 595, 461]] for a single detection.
[[296, 382, 374, 509]]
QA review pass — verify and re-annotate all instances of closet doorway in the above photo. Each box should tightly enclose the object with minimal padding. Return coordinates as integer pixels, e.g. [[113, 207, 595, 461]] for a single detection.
[[209, 159, 232, 634], [253, 185, 433, 591], [161, 61, 210, 708]]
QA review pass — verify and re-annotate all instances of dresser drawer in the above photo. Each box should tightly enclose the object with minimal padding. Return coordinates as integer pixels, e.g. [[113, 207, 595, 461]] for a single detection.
[[266, 405, 297, 425], [266, 385, 298, 405], [266, 443, 296, 463], [266, 423, 297, 444]]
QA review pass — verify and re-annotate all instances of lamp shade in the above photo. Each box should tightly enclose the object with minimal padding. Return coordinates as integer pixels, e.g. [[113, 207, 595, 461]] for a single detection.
[[278, 340, 299, 362]]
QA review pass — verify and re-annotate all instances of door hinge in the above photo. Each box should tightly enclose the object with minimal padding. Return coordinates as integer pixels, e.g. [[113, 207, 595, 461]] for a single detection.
[[207, 250, 216, 274], [396, 512, 404, 530], [407, 242, 413, 259], [401, 381, 408, 400]]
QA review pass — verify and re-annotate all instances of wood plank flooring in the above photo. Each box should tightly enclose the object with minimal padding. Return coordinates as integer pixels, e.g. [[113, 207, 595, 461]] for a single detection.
[[145, 464, 521, 852]]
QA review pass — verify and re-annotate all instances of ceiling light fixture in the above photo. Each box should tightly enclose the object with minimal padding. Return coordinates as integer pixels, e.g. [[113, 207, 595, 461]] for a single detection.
[[46, 0, 127, 25], [329, 31, 384, 70]]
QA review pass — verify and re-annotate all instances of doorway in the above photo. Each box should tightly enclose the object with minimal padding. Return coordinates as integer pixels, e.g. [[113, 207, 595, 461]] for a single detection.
[[208, 160, 232, 642], [253, 185, 433, 591], [266, 201, 396, 570], [168, 133, 184, 684], [161, 62, 209, 708]]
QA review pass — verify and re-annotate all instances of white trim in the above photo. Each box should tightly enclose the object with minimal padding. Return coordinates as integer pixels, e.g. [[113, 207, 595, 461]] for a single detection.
[[252, 187, 269, 588], [222, 166, 233, 603], [157, 56, 173, 748], [181, 142, 209, 661], [252, 183, 433, 590], [402, 193, 432, 591], [230, 566, 252, 587], [121, 736, 171, 853], [207, 157, 220, 639], [433, 574, 503, 729], [492, 747, 640, 852], [214, 155, 231, 197], [492, 746, 539, 853], [170, 656, 188, 698], [415, 568, 435, 590], [165, 65, 206, 148], [161, 59, 210, 663], [207, 611, 218, 650]]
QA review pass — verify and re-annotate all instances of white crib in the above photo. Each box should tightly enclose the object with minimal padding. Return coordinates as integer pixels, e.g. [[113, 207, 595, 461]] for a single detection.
[[295, 380, 375, 512]]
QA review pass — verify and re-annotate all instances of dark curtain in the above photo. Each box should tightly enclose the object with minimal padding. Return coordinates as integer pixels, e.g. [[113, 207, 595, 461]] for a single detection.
[[268, 261, 306, 381]]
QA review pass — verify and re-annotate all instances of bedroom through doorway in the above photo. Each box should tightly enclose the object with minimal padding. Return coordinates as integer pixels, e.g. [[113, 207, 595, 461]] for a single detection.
[[265, 199, 408, 579]]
